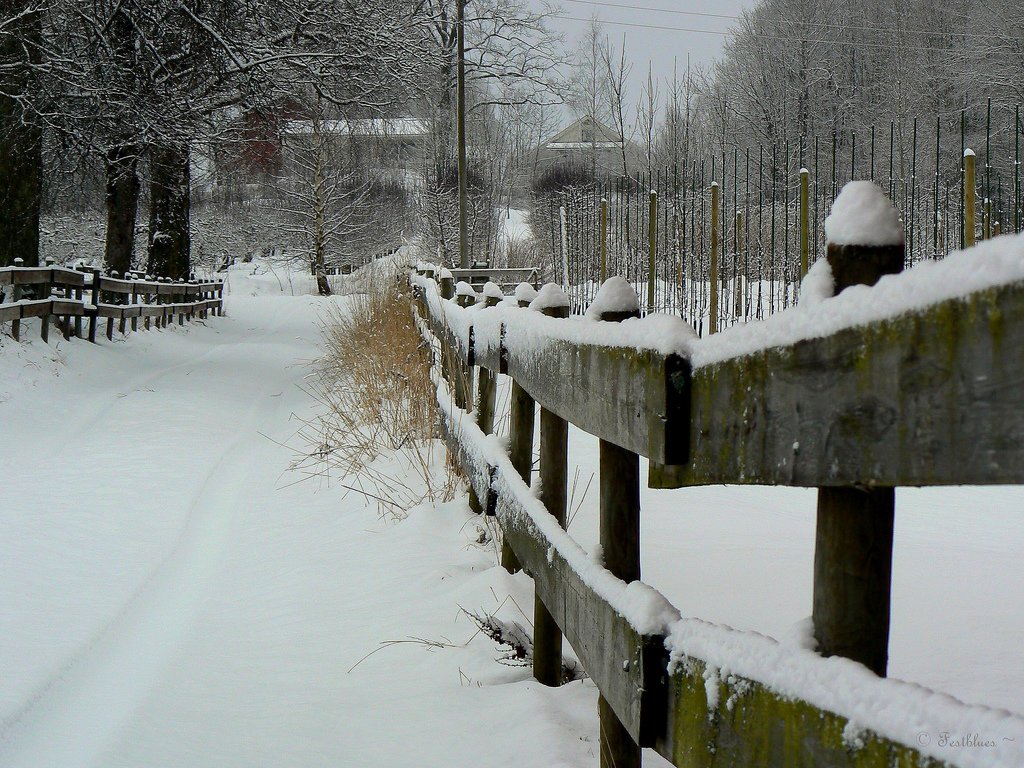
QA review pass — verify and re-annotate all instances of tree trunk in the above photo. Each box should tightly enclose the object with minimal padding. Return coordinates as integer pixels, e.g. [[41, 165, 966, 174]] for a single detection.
[[0, 2, 42, 268], [148, 143, 191, 279], [104, 145, 140, 274]]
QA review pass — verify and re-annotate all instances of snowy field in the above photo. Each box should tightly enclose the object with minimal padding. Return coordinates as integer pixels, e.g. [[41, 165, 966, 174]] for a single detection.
[[0, 264, 601, 768], [2, 257, 1022, 768]]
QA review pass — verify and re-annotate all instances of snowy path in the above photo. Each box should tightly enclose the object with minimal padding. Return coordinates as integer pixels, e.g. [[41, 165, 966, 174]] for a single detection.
[[0, 294, 598, 768]]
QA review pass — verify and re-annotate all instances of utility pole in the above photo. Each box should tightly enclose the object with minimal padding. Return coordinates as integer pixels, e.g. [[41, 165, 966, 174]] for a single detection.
[[457, 0, 469, 269]]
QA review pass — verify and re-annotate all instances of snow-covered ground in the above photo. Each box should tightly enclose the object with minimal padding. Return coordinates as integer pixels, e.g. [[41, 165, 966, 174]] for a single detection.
[[0, 264, 600, 768], [3, 254, 1022, 767]]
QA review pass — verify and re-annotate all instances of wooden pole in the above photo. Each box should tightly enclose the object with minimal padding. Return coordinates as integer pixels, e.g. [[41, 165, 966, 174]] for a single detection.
[[709, 181, 720, 334], [965, 149, 976, 248], [734, 211, 744, 317], [504, 379, 534, 573], [73, 285, 82, 337], [533, 301, 569, 686], [456, 0, 469, 269], [813, 186, 903, 678], [600, 197, 608, 283], [800, 167, 810, 279], [594, 299, 642, 768], [647, 190, 657, 313], [11, 258, 22, 341], [534, 402, 567, 687], [39, 269, 50, 343]]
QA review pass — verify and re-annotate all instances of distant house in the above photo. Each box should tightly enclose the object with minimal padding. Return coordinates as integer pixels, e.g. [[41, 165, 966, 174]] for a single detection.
[[533, 117, 638, 178], [279, 117, 430, 176]]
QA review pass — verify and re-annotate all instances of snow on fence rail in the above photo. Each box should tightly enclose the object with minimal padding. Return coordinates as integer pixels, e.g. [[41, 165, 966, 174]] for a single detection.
[[408, 185, 1024, 768], [0, 262, 224, 344]]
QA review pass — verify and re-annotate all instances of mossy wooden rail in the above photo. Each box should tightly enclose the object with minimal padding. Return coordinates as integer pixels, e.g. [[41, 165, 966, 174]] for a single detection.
[[409, 258, 1024, 768], [0, 264, 224, 343]]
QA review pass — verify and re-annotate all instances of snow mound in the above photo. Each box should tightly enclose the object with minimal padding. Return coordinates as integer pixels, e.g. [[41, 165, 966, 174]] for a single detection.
[[799, 257, 835, 306], [824, 181, 904, 246], [585, 276, 640, 319], [513, 283, 538, 305], [529, 283, 570, 312], [482, 282, 504, 301]]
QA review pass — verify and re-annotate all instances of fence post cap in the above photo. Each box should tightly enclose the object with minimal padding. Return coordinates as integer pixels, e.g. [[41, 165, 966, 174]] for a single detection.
[[586, 276, 641, 321], [825, 181, 904, 248], [529, 283, 570, 315]]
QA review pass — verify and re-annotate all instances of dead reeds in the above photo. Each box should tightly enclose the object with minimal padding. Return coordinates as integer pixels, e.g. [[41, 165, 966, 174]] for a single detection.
[[293, 279, 456, 518]]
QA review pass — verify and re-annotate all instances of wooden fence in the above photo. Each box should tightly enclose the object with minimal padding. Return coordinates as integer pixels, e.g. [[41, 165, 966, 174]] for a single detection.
[[408, 206, 1024, 766], [0, 262, 224, 344]]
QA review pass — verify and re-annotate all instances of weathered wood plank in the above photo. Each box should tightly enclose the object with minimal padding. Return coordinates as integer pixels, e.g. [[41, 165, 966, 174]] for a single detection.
[[507, 340, 690, 464], [51, 268, 88, 287], [50, 299, 84, 315], [0, 303, 22, 322], [11, 268, 53, 285], [96, 304, 127, 319], [18, 299, 53, 318], [657, 656, 950, 768], [651, 280, 1024, 488], [436, 404, 495, 515], [497, 485, 667, 746], [97, 277, 135, 294]]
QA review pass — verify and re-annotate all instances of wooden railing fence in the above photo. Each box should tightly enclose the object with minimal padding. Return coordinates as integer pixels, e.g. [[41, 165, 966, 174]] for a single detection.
[[409, 203, 1024, 767], [0, 260, 224, 344]]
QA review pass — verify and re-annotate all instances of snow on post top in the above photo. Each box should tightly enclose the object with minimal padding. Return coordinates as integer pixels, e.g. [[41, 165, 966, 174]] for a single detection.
[[824, 181, 904, 247], [482, 281, 504, 300], [529, 282, 570, 311], [438, 267, 453, 281], [585, 276, 640, 319], [455, 281, 476, 297], [513, 282, 538, 303], [964, 148, 976, 157]]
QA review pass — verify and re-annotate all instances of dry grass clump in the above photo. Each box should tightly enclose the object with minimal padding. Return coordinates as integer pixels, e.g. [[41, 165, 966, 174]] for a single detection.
[[293, 281, 456, 517]]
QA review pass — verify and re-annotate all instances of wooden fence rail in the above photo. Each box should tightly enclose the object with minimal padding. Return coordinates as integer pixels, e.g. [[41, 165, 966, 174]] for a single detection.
[[0, 263, 224, 344], [408, 204, 1024, 767]]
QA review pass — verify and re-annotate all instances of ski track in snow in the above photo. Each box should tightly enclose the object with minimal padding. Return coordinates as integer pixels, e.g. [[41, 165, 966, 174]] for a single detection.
[[0, 277, 601, 768], [0, 314, 294, 767]]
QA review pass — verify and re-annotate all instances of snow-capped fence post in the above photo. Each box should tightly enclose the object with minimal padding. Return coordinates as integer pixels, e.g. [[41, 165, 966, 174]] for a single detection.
[[599, 197, 608, 282], [647, 190, 657, 314], [590, 278, 643, 768], [734, 211, 744, 317], [38, 269, 50, 343], [73, 281, 83, 338], [800, 167, 810, 279], [11, 258, 22, 341], [475, 284, 503, 441], [709, 182, 720, 334], [439, 273, 454, 301], [965, 149, 977, 248], [813, 181, 905, 677], [503, 376, 533, 574], [533, 295, 570, 687], [88, 268, 100, 342]]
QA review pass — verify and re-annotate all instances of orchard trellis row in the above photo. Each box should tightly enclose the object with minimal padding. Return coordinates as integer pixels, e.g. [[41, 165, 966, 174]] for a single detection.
[[0, 261, 224, 343], [532, 101, 1023, 333], [409, 199, 1024, 765]]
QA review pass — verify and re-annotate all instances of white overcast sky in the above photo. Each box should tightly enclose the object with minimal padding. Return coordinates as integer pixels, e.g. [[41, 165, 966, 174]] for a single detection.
[[531, 0, 756, 123]]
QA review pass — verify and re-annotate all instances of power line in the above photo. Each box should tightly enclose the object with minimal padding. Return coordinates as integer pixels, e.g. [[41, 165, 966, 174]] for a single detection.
[[560, 0, 736, 23], [557, 0, 1022, 45], [550, 13, 1014, 55]]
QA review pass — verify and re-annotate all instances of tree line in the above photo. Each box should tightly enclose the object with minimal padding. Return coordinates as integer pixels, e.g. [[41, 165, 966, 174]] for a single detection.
[[0, 0, 562, 287]]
